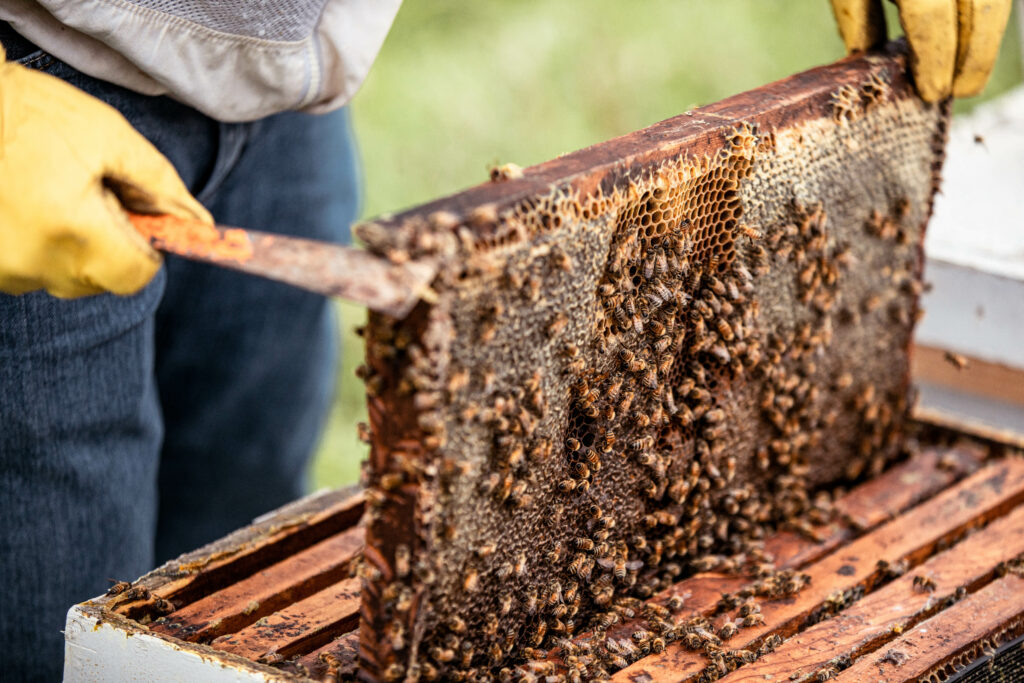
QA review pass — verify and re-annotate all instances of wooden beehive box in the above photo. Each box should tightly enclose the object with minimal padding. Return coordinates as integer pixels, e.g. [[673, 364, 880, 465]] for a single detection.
[[63, 48, 1024, 683], [64, 428, 1024, 682]]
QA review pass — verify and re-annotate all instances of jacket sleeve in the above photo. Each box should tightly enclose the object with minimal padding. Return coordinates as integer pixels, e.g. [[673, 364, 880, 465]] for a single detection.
[[0, 0, 402, 122]]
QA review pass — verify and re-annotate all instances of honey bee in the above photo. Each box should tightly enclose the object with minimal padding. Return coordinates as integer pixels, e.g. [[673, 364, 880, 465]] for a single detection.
[[667, 477, 690, 503], [106, 580, 133, 597], [861, 293, 882, 313], [447, 368, 470, 394], [713, 318, 734, 341], [558, 479, 577, 494], [709, 343, 730, 364], [815, 666, 838, 681], [544, 542, 564, 565], [525, 275, 542, 302], [739, 224, 763, 240], [569, 553, 590, 578], [798, 264, 818, 288], [571, 462, 590, 479], [546, 313, 569, 337], [445, 615, 467, 635], [703, 424, 726, 440], [478, 319, 498, 343], [598, 283, 616, 297], [523, 587, 539, 615], [462, 568, 480, 592], [546, 580, 563, 606], [121, 585, 150, 602], [613, 557, 628, 580], [499, 593, 513, 615], [912, 575, 937, 592], [256, 652, 286, 667], [605, 377, 624, 400], [496, 564, 518, 587], [742, 613, 766, 627], [683, 631, 703, 650], [631, 629, 652, 645], [570, 536, 595, 552], [394, 544, 411, 578], [600, 432, 617, 452], [703, 408, 725, 424], [431, 646, 456, 663], [694, 300, 714, 320], [152, 597, 174, 614], [650, 281, 673, 305], [690, 314, 706, 346], [614, 306, 631, 330], [514, 553, 528, 577], [550, 247, 573, 272], [643, 255, 657, 281], [944, 351, 969, 370], [526, 659, 554, 675]]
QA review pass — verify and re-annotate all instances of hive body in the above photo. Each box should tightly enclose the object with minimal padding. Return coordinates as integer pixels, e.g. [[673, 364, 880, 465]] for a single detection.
[[356, 49, 948, 682]]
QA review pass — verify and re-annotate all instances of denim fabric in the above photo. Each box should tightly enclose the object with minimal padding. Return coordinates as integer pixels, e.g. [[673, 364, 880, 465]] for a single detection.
[[0, 51, 360, 682]]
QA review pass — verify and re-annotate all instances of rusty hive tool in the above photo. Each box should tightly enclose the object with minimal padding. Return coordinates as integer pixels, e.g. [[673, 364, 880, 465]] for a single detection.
[[124, 212, 437, 318], [354, 45, 950, 682]]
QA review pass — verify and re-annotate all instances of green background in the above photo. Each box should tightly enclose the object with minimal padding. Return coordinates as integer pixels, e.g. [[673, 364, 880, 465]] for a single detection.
[[311, 0, 1023, 490]]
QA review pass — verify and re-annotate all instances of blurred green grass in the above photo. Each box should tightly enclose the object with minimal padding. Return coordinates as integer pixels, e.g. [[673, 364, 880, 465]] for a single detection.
[[312, 0, 1023, 489]]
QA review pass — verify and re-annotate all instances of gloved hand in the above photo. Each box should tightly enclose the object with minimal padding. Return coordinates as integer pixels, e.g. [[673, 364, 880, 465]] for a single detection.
[[829, 0, 1013, 101], [0, 46, 211, 298]]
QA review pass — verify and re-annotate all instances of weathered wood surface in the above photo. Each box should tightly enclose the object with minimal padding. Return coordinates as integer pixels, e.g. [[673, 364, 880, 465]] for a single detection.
[[833, 574, 1024, 681], [291, 632, 361, 681], [103, 488, 364, 621], [70, 439, 1024, 682], [210, 577, 361, 662], [717, 503, 1024, 681], [152, 526, 363, 643], [610, 457, 1024, 682], [830, 443, 985, 531]]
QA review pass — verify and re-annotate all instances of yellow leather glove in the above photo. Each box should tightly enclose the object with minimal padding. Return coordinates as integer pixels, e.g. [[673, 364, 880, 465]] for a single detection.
[[829, 0, 1012, 101], [0, 46, 211, 298]]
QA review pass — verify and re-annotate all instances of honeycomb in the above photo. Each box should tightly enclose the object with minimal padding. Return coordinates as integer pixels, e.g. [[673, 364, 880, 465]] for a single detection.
[[355, 57, 948, 683]]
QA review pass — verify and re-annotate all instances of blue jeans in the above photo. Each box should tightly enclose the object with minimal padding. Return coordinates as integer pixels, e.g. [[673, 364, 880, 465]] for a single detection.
[[0, 52, 360, 681]]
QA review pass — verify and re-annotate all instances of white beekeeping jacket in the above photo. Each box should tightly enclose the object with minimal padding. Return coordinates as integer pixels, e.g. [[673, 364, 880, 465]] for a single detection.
[[0, 0, 401, 122]]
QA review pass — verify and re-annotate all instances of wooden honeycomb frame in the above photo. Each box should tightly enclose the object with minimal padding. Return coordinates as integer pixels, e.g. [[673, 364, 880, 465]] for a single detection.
[[354, 46, 951, 681]]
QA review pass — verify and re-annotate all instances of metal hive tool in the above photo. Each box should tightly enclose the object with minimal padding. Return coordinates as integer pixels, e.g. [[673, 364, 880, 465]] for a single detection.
[[354, 45, 950, 682]]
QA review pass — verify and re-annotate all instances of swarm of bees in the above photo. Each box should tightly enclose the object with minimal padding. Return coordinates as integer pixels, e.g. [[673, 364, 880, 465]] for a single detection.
[[354, 76, 946, 683]]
